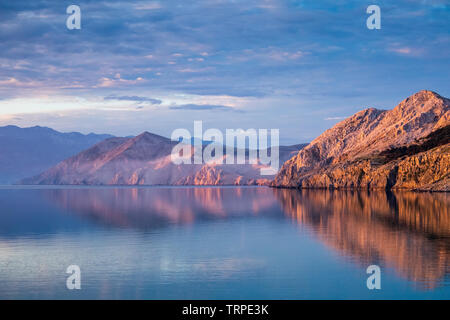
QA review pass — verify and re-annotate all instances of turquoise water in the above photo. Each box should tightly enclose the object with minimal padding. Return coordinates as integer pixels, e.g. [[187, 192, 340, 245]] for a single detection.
[[0, 186, 448, 299]]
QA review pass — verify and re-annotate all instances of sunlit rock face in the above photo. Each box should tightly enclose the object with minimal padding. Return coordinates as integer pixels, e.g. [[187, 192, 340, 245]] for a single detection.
[[272, 90, 450, 191], [21, 130, 306, 186], [274, 189, 450, 288]]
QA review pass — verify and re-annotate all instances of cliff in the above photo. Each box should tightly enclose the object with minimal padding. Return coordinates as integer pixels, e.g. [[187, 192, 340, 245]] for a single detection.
[[272, 90, 450, 191]]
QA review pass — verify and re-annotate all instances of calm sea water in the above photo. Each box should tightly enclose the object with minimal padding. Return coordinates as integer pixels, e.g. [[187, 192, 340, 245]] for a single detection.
[[0, 186, 448, 299]]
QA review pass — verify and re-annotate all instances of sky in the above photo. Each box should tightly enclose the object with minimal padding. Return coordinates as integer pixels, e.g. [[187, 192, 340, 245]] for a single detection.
[[0, 0, 449, 144]]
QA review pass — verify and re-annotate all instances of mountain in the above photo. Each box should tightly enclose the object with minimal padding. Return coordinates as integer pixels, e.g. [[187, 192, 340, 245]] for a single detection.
[[21, 131, 307, 186], [0, 125, 113, 184], [272, 90, 450, 191]]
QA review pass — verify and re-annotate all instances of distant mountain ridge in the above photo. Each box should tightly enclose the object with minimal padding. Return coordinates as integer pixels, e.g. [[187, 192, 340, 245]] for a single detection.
[[21, 131, 306, 186], [272, 90, 450, 191], [0, 125, 113, 184]]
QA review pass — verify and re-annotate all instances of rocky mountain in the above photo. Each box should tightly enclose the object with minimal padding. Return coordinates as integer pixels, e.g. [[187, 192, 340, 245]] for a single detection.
[[21, 131, 306, 186], [0, 125, 113, 184], [272, 90, 450, 191]]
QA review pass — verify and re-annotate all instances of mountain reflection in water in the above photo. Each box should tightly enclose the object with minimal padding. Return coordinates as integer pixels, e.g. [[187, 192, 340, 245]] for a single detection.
[[43, 187, 281, 229], [42, 187, 449, 289], [275, 189, 450, 289]]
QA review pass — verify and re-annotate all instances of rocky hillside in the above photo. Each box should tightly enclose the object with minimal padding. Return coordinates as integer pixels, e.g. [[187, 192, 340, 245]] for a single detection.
[[272, 90, 450, 191], [21, 132, 306, 186]]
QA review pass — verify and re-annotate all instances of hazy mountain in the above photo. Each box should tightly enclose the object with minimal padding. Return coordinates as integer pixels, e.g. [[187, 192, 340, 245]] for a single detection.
[[21, 131, 306, 186], [0, 125, 113, 184], [272, 90, 450, 191]]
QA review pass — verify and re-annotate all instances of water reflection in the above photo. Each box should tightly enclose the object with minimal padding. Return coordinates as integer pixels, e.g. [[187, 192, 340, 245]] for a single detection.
[[43, 187, 281, 230], [274, 189, 450, 289], [38, 187, 450, 289]]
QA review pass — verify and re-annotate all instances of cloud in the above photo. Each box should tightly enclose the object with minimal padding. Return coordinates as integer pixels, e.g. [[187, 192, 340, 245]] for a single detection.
[[0, 78, 21, 86], [169, 104, 237, 111], [389, 47, 412, 55], [324, 116, 347, 121], [0, 77, 41, 87], [96, 75, 145, 88], [104, 95, 162, 104], [387, 46, 426, 57], [133, 2, 162, 10], [0, 0, 448, 139], [268, 50, 306, 61]]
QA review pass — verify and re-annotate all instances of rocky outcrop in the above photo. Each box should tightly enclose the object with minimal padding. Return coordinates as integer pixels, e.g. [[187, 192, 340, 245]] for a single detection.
[[294, 142, 449, 191], [272, 90, 450, 191]]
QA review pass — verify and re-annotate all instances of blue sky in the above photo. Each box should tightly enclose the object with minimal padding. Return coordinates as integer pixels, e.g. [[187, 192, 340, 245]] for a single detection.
[[0, 0, 448, 144]]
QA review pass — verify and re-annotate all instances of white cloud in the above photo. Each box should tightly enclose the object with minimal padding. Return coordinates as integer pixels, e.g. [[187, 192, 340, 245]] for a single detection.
[[96, 75, 145, 88], [0, 77, 40, 87], [133, 2, 162, 10], [390, 47, 412, 55]]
